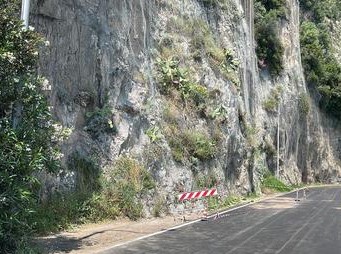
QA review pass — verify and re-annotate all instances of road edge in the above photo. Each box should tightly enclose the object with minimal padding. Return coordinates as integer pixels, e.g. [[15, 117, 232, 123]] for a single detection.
[[97, 186, 311, 253]]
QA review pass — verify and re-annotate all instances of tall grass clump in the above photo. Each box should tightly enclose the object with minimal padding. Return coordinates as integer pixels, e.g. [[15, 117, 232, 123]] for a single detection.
[[261, 172, 292, 192]]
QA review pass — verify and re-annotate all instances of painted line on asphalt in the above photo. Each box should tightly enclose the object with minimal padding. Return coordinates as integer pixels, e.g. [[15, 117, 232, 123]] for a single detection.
[[97, 217, 204, 253], [97, 187, 308, 253]]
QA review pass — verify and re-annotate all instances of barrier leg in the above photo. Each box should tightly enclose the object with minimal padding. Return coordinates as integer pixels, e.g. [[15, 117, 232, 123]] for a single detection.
[[202, 200, 209, 221], [214, 211, 220, 220]]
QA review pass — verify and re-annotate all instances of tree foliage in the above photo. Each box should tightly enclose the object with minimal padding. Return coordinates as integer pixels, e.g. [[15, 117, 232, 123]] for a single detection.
[[299, 0, 341, 119], [0, 1, 60, 252], [299, 0, 341, 22], [254, 0, 286, 76]]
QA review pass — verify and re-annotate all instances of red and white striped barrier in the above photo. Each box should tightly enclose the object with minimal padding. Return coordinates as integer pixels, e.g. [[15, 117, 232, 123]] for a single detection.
[[178, 189, 218, 201]]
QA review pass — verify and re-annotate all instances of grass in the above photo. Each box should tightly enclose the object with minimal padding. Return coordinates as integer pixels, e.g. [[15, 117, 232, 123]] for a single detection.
[[152, 197, 166, 217], [165, 128, 217, 163], [261, 173, 293, 193], [162, 101, 180, 125], [32, 156, 156, 235], [32, 193, 94, 234], [207, 178, 300, 213], [103, 156, 155, 220], [207, 192, 263, 212], [195, 173, 218, 189], [207, 195, 241, 211]]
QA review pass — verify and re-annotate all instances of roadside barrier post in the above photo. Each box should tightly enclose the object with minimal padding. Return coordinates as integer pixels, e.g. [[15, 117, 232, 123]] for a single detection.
[[177, 188, 218, 221], [303, 188, 307, 199], [295, 190, 300, 202]]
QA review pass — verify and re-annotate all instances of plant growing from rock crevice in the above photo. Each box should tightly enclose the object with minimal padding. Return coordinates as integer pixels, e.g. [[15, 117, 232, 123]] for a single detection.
[[164, 124, 217, 163], [195, 172, 219, 189], [165, 17, 240, 86], [146, 126, 162, 143], [84, 106, 116, 139], [262, 85, 283, 112], [156, 57, 208, 107], [298, 93, 310, 116]]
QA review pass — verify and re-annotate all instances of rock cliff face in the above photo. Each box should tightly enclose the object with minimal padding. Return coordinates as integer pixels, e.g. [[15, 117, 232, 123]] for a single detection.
[[31, 0, 341, 210]]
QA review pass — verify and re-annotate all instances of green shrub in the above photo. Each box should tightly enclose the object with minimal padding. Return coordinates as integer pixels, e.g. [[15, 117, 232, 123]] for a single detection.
[[190, 23, 240, 83], [201, 0, 221, 7], [14, 239, 42, 254], [165, 127, 217, 163], [300, 0, 341, 22], [180, 82, 208, 106], [169, 136, 185, 162], [32, 188, 121, 234], [0, 2, 61, 252], [184, 131, 216, 160], [156, 57, 182, 94], [32, 193, 93, 234], [263, 97, 279, 112], [298, 93, 310, 116], [209, 104, 228, 121], [258, 0, 286, 12], [166, 17, 240, 85], [262, 86, 282, 112], [85, 106, 116, 139]]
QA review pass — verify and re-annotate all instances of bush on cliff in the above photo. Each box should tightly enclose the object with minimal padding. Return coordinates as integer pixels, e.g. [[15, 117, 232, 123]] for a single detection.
[[300, 1, 341, 119], [0, 1, 60, 252]]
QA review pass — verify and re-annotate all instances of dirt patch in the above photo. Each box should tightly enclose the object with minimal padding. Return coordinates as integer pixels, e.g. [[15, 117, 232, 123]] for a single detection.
[[34, 213, 202, 254], [251, 197, 297, 210]]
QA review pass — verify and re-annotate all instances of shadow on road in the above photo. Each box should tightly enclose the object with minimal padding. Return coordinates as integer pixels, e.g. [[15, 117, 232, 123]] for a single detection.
[[34, 235, 83, 253], [34, 228, 153, 253]]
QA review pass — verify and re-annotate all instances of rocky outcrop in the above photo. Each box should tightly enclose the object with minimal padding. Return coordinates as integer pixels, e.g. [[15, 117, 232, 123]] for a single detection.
[[31, 0, 341, 211]]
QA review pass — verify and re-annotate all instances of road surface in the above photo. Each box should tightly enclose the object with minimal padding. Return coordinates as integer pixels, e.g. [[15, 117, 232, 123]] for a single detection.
[[102, 186, 341, 254]]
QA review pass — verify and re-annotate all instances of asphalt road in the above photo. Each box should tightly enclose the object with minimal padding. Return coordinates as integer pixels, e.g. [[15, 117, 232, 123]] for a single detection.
[[102, 186, 341, 254]]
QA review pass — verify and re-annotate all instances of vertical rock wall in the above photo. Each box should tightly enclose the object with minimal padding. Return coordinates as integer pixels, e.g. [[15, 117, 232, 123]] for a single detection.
[[31, 0, 341, 208]]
